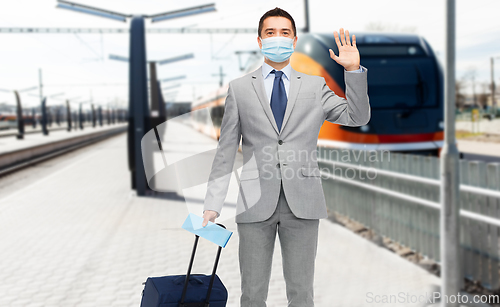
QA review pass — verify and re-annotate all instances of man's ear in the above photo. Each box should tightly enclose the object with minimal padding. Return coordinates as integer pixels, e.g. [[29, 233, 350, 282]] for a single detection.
[[293, 36, 298, 49], [257, 36, 262, 49]]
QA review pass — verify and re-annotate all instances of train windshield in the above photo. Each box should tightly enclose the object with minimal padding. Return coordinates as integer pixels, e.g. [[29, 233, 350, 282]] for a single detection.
[[363, 59, 438, 109], [359, 46, 438, 109]]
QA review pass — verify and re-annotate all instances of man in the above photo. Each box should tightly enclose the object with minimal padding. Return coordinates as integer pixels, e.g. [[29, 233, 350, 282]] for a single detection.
[[201, 7, 370, 307]]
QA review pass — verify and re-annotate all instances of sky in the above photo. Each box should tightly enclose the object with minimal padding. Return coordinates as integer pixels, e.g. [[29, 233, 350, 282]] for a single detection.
[[0, 0, 499, 111]]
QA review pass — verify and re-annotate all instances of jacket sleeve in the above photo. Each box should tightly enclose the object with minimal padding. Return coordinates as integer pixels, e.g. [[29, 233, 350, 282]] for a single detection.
[[321, 65, 371, 126], [203, 82, 241, 218]]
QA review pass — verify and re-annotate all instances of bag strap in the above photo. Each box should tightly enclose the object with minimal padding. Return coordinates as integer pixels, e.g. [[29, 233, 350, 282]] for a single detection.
[[179, 223, 226, 307]]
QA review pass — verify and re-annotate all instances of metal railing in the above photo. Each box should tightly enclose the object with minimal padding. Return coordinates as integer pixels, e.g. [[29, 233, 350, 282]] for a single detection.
[[317, 147, 500, 290]]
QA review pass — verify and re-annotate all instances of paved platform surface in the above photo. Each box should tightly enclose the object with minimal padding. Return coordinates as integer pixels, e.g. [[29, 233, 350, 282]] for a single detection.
[[0, 122, 109, 138], [0, 124, 79, 138], [0, 122, 127, 155], [0, 119, 448, 307], [457, 139, 500, 158]]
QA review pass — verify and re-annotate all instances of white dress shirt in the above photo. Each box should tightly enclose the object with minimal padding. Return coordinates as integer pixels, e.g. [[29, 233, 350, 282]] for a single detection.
[[261, 61, 365, 103]]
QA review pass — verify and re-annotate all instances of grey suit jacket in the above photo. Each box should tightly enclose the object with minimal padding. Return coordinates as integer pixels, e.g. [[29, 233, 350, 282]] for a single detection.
[[203, 64, 370, 223]]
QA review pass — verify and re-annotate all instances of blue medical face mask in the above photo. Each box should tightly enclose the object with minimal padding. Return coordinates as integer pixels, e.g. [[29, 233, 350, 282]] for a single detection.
[[259, 36, 295, 63]]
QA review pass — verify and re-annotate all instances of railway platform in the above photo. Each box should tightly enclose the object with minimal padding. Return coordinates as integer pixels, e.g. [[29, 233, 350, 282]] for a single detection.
[[0, 123, 126, 155], [0, 123, 127, 173], [0, 124, 73, 138], [0, 120, 479, 307]]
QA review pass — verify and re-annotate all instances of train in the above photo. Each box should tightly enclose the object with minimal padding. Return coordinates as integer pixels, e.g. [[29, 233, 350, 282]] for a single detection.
[[0, 107, 47, 130], [0, 99, 40, 130], [0, 112, 17, 130], [191, 32, 444, 156]]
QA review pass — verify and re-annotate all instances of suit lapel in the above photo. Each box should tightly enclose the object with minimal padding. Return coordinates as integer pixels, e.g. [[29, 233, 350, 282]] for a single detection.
[[251, 66, 302, 136], [251, 67, 280, 135]]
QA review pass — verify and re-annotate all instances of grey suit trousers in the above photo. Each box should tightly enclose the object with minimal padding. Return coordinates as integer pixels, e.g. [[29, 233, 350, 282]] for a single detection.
[[237, 180, 320, 307]]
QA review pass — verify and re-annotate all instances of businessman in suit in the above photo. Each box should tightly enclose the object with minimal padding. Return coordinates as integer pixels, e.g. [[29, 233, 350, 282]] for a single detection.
[[201, 7, 370, 307]]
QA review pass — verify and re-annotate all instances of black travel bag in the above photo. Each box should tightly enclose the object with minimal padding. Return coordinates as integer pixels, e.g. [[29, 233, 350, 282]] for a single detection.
[[140, 224, 228, 307]]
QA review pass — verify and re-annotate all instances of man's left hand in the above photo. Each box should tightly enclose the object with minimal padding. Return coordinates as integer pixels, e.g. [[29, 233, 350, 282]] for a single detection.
[[329, 28, 360, 71]]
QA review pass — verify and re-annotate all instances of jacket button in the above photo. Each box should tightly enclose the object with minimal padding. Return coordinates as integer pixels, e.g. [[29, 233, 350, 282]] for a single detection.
[[278, 140, 283, 145], [276, 163, 280, 168]]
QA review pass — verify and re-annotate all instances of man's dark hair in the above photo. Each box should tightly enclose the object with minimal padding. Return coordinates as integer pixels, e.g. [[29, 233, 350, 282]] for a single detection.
[[258, 7, 296, 38]]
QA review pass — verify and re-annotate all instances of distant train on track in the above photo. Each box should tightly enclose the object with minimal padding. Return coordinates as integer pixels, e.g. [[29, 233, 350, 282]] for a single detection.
[[0, 112, 17, 130], [0, 112, 39, 130], [191, 32, 444, 156], [0, 102, 38, 130]]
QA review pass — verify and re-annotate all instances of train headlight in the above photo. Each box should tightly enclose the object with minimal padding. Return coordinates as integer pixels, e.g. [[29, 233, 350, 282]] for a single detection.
[[304, 43, 311, 54], [360, 125, 370, 132], [438, 121, 444, 130]]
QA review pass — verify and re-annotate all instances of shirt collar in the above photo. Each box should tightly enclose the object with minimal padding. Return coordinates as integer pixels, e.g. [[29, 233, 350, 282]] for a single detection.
[[262, 61, 291, 81]]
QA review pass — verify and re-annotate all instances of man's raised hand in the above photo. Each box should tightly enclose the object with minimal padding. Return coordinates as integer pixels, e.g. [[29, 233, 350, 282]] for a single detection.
[[329, 28, 360, 71]]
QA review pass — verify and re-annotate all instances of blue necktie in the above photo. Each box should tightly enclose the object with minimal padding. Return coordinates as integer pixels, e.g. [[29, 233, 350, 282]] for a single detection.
[[270, 70, 287, 132]]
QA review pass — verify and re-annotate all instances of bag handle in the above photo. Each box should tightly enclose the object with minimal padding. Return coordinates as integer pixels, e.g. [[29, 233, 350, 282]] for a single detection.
[[179, 223, 226, 307], [173, 275, 204, 285]]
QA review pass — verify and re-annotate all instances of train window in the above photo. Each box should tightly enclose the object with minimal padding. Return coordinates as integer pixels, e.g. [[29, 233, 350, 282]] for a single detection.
[[210, 106, 224, 127], [366, 60, 437, 109], [363, 35, 396, 44], [358, 45, 425, 56]]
